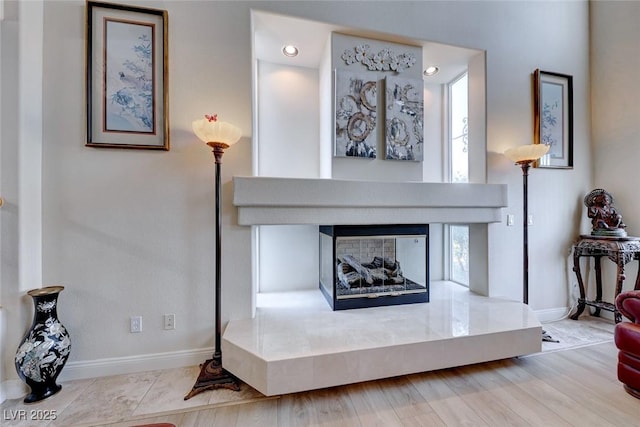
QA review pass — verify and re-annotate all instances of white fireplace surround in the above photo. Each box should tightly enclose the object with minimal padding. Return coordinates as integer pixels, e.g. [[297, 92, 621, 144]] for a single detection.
[[233, 176, 508, 226], [234, 176, 507, 297], [225, 176, 539, 396]]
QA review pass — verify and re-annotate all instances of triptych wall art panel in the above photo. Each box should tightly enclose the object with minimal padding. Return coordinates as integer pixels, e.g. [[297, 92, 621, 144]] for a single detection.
[[385, 76, 423, 161], [335, 71, 378, 158]]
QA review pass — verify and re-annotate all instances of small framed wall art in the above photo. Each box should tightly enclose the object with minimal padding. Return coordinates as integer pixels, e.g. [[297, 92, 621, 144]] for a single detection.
[[86, 1, 169, 150], [533, 69, 573, 168]]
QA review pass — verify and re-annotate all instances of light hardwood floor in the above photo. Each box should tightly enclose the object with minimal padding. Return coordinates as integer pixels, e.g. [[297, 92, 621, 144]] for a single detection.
[[98, 342, 637, 427]]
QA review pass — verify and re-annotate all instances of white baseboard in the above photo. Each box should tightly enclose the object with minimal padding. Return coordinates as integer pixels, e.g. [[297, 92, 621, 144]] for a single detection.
[[58, 347, 215, 383], [0, 379, 29, 402], [534, 307, 572, 323], [1, 348, 214, 403]]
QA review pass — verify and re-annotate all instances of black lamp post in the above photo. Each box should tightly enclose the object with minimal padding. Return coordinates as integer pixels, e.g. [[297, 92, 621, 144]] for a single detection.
[[185, 115, 242, 400]]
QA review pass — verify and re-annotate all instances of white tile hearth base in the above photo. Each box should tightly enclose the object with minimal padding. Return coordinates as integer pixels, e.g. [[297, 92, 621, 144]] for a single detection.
[[222, 281, 541, 396]]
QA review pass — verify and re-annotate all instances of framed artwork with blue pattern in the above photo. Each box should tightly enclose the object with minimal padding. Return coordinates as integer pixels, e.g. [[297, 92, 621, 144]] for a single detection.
[[534, 69, 573, 168], [86, 1, 169, 150]]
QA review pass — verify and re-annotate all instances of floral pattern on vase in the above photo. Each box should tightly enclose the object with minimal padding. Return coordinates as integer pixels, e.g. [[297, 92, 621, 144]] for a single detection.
[[15, 285, 71, 403]]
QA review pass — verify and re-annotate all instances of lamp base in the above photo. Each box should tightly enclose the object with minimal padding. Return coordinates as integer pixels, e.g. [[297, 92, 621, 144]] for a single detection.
[[542, 330, 559, 343], [184, 358, 241, 400]]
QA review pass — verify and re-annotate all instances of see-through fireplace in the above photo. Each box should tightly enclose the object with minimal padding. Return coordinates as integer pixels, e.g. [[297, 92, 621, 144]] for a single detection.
[[319, 224, 429, 310]]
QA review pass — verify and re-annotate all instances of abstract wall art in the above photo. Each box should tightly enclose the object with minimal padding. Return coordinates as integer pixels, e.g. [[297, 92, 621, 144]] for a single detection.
[[335, 70, 377, 158], [385, 76, 423, 161]]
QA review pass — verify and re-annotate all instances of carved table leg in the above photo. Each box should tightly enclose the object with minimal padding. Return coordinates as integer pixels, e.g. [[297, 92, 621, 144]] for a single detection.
[[593, 256, 603, 317], [570, 250, 586, 320], [614, 255, 626, 323]]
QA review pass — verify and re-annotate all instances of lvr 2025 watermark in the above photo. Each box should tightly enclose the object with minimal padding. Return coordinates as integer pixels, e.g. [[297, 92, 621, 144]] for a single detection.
[[3, 409, 57, 421]]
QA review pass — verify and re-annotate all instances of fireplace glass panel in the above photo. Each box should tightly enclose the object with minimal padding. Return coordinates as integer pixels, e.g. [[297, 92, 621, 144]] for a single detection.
[[319, 233, 335, 301], [319, 225, 429, 310]]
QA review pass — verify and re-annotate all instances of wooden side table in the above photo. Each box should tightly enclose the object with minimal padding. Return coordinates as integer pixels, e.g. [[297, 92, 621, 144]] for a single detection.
[[570, 235, 640, 323]]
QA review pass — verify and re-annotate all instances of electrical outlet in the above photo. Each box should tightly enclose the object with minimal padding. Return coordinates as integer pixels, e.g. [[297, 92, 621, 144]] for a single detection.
[[130, 316, 142, 333], [164, 314, 175, 330]]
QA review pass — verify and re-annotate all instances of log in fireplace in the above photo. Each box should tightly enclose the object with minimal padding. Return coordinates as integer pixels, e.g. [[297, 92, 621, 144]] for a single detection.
[[319, 224, 429, 310]]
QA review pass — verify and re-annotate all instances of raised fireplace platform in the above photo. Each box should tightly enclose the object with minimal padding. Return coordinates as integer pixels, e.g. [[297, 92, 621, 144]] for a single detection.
[[222, 281, 542, 396]]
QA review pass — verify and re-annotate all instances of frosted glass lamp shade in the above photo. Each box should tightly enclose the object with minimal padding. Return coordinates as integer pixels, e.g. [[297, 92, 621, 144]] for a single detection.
[[192, 117, 242, 148], [504, 144, 550, 164]]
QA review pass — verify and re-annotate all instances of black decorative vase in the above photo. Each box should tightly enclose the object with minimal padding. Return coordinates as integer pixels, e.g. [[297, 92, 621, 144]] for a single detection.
[[15, 285, 71, 403]]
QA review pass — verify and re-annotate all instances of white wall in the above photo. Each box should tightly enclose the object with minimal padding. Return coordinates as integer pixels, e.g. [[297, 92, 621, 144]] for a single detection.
[[422, 83, 443, 182], [256, 61, 320, 178], [480, 2, 591, 313], [591, 2, 640, 307], [258, 225, 319, 292], [255, 61, 320, 293], [1, 0, 592, 386], [1, 0, 45, 399], [40, 0, 255, 369]]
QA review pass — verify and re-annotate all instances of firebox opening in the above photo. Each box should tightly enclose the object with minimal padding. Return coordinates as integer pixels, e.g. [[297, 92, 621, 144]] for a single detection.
[[320, 225, 429, 310]]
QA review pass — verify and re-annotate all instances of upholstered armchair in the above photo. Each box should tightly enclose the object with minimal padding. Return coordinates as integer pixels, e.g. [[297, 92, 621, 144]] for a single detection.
[[614, 290, 640, 399]]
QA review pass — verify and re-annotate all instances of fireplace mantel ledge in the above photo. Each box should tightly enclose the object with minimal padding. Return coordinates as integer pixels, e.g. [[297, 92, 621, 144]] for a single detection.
[[233, 176, 508, 226]]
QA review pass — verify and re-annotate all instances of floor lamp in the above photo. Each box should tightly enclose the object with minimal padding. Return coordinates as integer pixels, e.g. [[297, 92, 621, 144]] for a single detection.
[[185, 114, 242, 400], [504, 144, 558, 343], [504, 144, 549, 305]]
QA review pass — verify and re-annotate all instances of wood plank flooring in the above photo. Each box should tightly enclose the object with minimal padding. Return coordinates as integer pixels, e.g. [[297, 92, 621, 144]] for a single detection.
[[97, 342, 638, 427]]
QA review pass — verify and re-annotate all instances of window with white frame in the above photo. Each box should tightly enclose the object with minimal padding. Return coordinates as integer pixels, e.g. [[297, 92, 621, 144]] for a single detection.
[[449, 73, 469, 286]]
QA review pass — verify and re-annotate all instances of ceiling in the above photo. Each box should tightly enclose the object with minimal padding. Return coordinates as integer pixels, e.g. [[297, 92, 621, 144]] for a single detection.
[[251, 10, 482, 84]]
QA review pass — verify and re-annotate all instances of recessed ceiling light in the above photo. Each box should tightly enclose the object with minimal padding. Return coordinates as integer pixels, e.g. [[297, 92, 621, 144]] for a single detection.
[[423, 66, 440, 77], [282, 45, 299, 58]]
